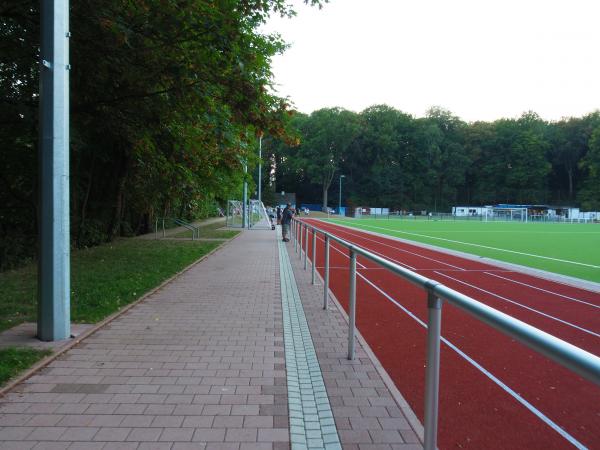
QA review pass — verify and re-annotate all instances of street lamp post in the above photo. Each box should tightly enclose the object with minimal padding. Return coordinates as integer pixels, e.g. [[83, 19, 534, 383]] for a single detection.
[[338, 175, 345, 215], [258, 135, 262, 204]]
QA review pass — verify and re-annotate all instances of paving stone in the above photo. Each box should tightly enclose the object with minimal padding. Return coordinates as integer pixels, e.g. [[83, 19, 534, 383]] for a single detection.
[[0, 228, 422, 450]]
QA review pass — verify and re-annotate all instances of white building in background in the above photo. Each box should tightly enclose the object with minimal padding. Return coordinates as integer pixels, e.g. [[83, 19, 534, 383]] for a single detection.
[[452, 206, 489, 217], [452, 204, 600, 221]]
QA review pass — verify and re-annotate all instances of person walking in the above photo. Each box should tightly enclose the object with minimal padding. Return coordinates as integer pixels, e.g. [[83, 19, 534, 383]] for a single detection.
[[281, 203, 294, 242]]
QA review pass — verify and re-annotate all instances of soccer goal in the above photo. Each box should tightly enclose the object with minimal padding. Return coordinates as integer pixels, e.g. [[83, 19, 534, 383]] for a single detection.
[[226, 199, 274, 230], [484, 207, 528, 222]]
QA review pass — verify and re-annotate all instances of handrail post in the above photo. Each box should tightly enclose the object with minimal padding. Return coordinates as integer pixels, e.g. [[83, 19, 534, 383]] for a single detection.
[[424, 291, 443, 450], [311, 227, 317, 284], [304, 225, 309, 270], [299, 223, 303, 259], [323, 234, 330, 310], [294, 221, 298, 253], [348, 248, 357, 360]]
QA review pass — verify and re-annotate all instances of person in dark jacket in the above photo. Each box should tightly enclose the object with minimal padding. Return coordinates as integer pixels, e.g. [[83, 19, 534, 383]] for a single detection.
[[280, 203, 294, 242]]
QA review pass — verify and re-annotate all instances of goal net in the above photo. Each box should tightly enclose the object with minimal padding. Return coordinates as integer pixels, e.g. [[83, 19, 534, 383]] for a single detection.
[[484, 207, 528, 222], [226, 199, 274, 230]]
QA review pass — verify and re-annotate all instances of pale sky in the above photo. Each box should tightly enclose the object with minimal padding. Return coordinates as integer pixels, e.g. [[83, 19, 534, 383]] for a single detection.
[[261, 0, 600, 122]]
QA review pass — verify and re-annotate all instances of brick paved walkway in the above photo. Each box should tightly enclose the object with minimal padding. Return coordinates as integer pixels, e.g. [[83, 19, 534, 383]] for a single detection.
[[0, 228, 423, 449]]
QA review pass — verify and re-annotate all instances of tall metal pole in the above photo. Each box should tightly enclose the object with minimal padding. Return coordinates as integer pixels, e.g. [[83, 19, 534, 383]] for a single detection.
[[338, 175, 345, 214], [242, 160, 248, 228], [38, 0, 71, 341], [258, 135, 262, 205], [323, 235, 330, 310]]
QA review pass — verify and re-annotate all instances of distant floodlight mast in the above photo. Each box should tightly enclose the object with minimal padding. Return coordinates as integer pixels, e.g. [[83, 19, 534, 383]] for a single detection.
[[338, 174, 346, 215], [38, 0, 71, 341], [258, 134, 262, 204]]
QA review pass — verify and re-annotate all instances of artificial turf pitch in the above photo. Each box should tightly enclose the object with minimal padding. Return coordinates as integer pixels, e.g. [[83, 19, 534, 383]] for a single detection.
[[327, 218, 600, 283]]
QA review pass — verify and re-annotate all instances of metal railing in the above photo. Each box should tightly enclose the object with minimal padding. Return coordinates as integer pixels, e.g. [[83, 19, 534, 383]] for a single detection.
[[290, 218, 600, 450], [154, 217, 199, 240]]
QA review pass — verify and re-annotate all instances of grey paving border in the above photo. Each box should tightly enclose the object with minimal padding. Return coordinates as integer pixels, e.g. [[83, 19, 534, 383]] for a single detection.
[[278, 238, 342, 450], [0, 232, 242, 397], [323, 219, 600, 293], [290, 236, 425, 443]]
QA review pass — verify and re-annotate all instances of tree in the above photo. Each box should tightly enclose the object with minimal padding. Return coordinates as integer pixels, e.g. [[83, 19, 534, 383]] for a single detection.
[[0, 0, 328, 269], [292, 108, 361, 210], [578, 126, 600, 210]]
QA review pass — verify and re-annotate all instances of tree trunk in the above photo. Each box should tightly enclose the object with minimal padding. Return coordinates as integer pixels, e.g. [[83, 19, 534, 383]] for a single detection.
[[567, 166, 573, 200], [107, 152, 130, 239], [322, 185, 328, 212]]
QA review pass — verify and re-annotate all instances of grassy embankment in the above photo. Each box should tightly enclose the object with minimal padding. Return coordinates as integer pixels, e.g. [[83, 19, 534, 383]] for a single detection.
[[0, 230, 238, 385]]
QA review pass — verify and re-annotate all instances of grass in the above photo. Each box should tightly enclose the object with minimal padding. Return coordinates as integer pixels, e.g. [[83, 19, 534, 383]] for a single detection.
[[174, 219, 240, 240], [0, 239, 223, 332], [0, 347, 52, 386], [327, 217, 600, 282]]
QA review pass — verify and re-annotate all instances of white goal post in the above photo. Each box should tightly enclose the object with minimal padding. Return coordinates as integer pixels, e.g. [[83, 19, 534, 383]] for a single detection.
[[484, 207, 528, 222]]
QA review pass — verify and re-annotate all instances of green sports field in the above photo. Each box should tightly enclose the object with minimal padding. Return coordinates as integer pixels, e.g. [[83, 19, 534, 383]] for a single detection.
[[326, 217, 600, 283]]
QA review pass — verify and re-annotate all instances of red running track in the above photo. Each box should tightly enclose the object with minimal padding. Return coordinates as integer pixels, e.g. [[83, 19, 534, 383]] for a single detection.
[[295, 219, 600, 450]]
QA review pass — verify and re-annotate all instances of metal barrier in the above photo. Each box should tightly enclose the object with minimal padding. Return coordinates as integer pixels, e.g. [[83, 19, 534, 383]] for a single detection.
[[291, 218, 600, 450], [155, 217, 199, 240]]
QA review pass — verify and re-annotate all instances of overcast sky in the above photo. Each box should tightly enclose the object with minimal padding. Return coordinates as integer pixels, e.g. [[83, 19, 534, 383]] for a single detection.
[[261, 0, 600, 122]]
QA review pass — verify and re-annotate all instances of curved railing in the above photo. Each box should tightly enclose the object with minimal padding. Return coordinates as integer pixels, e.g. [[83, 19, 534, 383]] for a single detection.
[[290, 217, 600, 450], [154, 217, 199, 240]]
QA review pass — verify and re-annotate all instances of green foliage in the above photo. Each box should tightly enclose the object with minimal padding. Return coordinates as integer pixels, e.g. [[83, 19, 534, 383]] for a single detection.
[[0, 347, 52, 386], [0, 0, 326, 270], [578, 126, 600, 210], [271, 105, 600, 213]]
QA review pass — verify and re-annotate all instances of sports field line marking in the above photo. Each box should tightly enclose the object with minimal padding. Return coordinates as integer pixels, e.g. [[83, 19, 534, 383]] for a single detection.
[[337, 220, 600, 270], [357, 272, 587, 450], [323, 224, 465, 271], [312, 221, 594, 448], [313, 233, 397, 271], [308, 229, 588, 448], [435, 271, 600, 339], [484, 272, 600, 309]]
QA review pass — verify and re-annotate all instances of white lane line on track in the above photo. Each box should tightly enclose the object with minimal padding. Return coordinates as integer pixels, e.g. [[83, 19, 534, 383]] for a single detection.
[[357, 273, 587, 450], [484, 272, 600, 309], [335, 220, 600, 269], [321, 224, 465, 271], [435, 271, 600, 339], [314, 232, 412, 271], [309, 231, 587, 449]]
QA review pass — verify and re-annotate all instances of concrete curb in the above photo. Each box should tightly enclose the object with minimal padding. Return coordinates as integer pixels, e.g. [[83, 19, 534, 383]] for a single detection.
[[0, 232, 243, 397]]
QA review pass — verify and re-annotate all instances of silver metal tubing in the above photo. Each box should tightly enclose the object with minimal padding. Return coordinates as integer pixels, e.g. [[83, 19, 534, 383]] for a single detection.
[[348, 249, 357, 360], [311, 228, 317, 284], [432, 283, 600, 386], [299, 223, 303, 259], [304, 226, 309, 270], [293, 221, 297, 252], [324, 234, 330, 310], [424, 292, 443, 450]]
